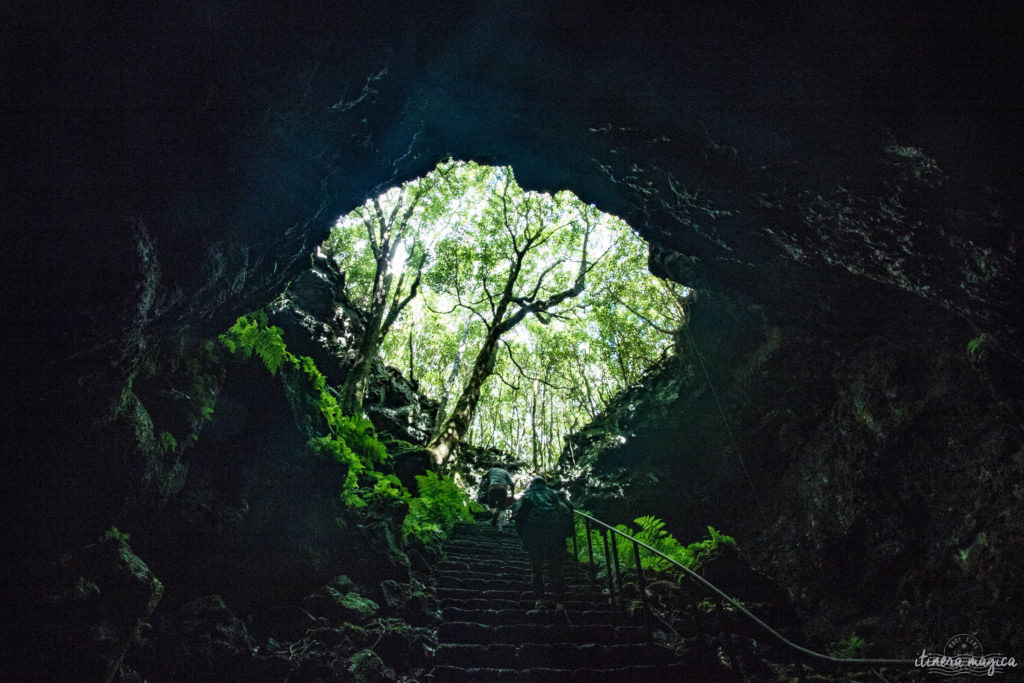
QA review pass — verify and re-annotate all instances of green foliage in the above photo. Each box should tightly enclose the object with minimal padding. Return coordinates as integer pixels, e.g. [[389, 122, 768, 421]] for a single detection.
[[689, 525, 738, 567], [347, 649, 386, 679], [219, 311, 287, 375], [187, 340, 220, 423], [695, 598, 717, 614], [830, 633, 870, 658], [74, 576, 101, 599], [325, 160, 688, 471], [402, 471, 476, 544], [333, 590, 380, 615], [364, 473, 411, 510], [158, 430, 178, 454], [573, 514, 737, 579], [217, 310, 486, 553], [967, 332, 989, 358], [102, 526, 130, 543], [220, 312, 390, 504]]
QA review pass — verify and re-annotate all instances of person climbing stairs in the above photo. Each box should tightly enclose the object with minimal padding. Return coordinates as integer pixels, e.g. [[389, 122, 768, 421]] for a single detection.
[[426, 520, 726, 681]]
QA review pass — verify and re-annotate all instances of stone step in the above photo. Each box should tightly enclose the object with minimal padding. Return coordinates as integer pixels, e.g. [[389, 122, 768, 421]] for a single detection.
[[443, 541, 574, 554], [440, 606, 630, 626], [435, 566, 590, 579], [437, 587, 606, 603], [442, 544, 530, 555], [446, 531, 524, 540], [428, 661, 717, 682], [435, 574, 596, 592], [445, 529, 528, 539], [441, 607, 632, 626], [436, 558, 586, 572], [440, 597, 603, 612], [431, 523, 705, 681], [450, 522, 516, 532], [434, 641, 678, 669], [438, 559, 533, 573], [446, 531, 522, 539], [439, 621, 648, 645]]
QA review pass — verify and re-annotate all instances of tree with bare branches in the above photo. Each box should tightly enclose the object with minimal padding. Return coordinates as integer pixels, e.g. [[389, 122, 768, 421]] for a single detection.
[[423, 168, 607, 467]]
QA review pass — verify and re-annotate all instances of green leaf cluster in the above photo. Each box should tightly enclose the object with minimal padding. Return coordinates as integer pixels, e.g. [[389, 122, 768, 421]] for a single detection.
[[326, 161, 693, 471], [829, 633, 870, 658], [219, 311, 287, 374], [967, 332, 989, 358], [220, 312, 387, 501], [218, 311, 476, 542], [401, 471, 479, 543], [158, 430, 178, 454], [102, 525, 131, 543], [573, 514, 737, 578]]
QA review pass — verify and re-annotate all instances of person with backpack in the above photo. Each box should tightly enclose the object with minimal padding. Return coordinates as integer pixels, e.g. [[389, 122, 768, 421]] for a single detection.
[[477, 465, 515, 531], [512, 476, 575, 613]]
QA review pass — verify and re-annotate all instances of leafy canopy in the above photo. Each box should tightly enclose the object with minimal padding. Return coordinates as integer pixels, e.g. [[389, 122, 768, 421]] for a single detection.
[[325, 161, 690, 470]]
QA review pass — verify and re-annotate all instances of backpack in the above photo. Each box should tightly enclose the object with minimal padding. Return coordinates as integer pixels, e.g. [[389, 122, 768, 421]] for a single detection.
[[519, 488, 573, 541]]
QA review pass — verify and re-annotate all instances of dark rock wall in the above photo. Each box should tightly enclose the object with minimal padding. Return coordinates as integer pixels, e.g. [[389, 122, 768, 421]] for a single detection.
[[562, 285, 1024, 654], [267, 261, 440, 444]]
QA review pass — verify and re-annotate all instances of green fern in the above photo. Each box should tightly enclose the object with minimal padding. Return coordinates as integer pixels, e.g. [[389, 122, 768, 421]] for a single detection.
[[219, 312, 287, 375], [102, 526, 130, 543], [158, 430, 178, 454], [830, 633, 870, 658], [218, 312, 480, 548], [573, 514, 737, 578], [967, 332, 989, 358], [366, 473, 410, 504], [220, 311, 389, 507], [402, 471, 475, 544]]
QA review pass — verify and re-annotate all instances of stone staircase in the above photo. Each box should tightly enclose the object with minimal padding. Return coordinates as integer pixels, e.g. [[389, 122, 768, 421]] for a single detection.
[[427, 521, 727, 681]]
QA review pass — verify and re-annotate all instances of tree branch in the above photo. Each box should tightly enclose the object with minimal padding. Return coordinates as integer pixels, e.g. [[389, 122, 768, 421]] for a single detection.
[[502, 340, 570, 391], [492, 369, 520, 392], [496, 224, 590, 335], [355, 206, 381, 259], [379, 268, 421, 341], [605, 289, 680, 335], [518, 258, 564, 304], [500, 174, 520, 253], [481, 276, 497, 317]]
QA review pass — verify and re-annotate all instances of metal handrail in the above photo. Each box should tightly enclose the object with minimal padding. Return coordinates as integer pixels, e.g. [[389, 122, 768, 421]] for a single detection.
[[571, 509, 916, 671]]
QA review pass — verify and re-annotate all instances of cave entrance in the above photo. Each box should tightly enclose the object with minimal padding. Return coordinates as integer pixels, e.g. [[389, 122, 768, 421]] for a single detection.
[[315, 159, 691, 473]]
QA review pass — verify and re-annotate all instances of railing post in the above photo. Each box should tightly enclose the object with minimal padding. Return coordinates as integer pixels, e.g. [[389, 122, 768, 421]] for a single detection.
[[632, 539, 649, 627], [585, 517, 596, 588], [601, 528, 615, 606], [571, 514, 579, 561], [610, 531, 622, 601]]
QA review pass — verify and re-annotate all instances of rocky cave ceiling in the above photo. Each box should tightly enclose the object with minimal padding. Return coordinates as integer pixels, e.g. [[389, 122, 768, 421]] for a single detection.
[[4, 2, 1022, 409]]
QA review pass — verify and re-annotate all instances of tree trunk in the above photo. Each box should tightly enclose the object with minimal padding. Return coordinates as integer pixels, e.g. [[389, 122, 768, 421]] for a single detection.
[[425, 207, 591, 467], [426, 327, 502, 467], [340, 318, 384, 415], [530, 385, 539, 470], [433, 312, 470, 433], [407, 329, 415, 384], [340, 254, 390, 415]]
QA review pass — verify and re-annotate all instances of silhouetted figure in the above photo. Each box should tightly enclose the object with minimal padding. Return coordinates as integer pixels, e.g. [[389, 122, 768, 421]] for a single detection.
[[512, 476, 574, 613], [477, 466, 514, 531]]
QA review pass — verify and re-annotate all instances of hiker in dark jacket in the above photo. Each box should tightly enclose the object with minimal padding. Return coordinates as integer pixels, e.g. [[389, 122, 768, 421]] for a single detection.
[[512, 476, 574, 611], [478, 466, 515, 531]]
